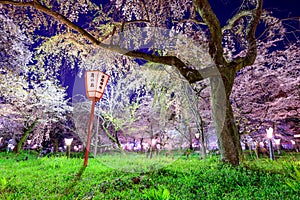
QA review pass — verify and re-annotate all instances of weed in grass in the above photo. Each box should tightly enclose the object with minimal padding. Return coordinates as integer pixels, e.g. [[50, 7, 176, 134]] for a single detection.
[[0, 177, 7, 190], [143, 187, 172, 200], [286, 165, 300, 192]]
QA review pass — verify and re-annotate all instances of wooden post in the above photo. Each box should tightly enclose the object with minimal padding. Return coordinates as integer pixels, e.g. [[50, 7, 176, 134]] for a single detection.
[[84, 98, 96, 167], [84, 70, 109, 167]]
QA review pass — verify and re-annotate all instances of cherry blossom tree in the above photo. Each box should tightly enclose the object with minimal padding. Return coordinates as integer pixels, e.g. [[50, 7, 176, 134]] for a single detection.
[[0, 13, 72, 152], [232, 40, 300, 142], [0, 13, 32, 73], [0, 73, 72, 152], [0, 0, 298, 165]]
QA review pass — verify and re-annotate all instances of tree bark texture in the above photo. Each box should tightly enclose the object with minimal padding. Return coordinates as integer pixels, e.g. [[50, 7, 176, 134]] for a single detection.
[[210, 68, 242, 165], [199, 124, 207, 158]]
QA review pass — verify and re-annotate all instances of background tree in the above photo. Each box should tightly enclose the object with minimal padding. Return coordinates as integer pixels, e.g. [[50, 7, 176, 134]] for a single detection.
[[0, 13, 72, 152], [0, 13, 32, 73], [232, 41, 300, 141], [71, 69, 144, 153], [0, 74, 72, 153]]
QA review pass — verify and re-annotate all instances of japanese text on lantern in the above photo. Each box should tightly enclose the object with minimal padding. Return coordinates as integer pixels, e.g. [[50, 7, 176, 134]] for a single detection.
[[85, 71, 110, 101]]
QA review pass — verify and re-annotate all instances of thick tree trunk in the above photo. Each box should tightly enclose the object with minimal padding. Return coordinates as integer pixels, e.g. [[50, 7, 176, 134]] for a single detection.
[[210, 69, 242, 165], [114, 130, 122, 150], [199, 125, 207, 158], [140, 138, 144, 152], [188, 127, 193, 150], [52, 139, 58, 153], [102, 123, 122, 151], [14, 118, 38, 154], [93, 134, 100, 157]]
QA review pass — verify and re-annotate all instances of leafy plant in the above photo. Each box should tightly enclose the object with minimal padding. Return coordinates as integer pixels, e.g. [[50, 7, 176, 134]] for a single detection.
[[286, 165, 300, 192], [0, 177, 7, 190], [144, 187, 170, 200]]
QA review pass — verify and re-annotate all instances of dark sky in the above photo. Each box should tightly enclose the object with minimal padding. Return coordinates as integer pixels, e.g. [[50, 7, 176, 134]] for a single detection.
[[211, 0, 299, 25], [263, 0, 299, 17]]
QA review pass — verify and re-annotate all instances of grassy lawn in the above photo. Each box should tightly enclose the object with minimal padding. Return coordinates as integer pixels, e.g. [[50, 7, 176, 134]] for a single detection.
[[0, 151, 300, 200]]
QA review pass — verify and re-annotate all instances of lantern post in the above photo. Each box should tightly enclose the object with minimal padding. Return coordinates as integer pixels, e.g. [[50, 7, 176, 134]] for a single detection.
[[84, 71, 109, 167], [64, 138, 73, 158], [27, 139, 32, 156], [266, 127, 275, 160], [274, 138, 281, 156]]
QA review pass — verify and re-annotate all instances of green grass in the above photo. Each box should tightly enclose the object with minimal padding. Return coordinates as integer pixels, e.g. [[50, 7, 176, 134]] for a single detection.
[[0, 151, 300, 199]]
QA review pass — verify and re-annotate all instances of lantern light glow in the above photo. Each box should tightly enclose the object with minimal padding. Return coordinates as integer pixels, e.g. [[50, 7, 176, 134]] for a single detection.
[[266, 127, 273, 139], [64, 138, 73, 146], [274, 139, 281, 145], [291, 140, 296, 145], [266, 127, 275, 160], [294, 134, 300, 138]]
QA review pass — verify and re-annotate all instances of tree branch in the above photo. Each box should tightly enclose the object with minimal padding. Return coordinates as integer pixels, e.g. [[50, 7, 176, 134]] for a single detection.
[[194, 0, 225, 65], [222, 10, 252, 32], [173, 18, 207, 26], [113, 19, 151, 27], [0, 0, 102, 45], [232, 0, 263, 73], [1, 0, 221, 83], [139, 0, 150, 21], [127, 50, 221, 83]]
